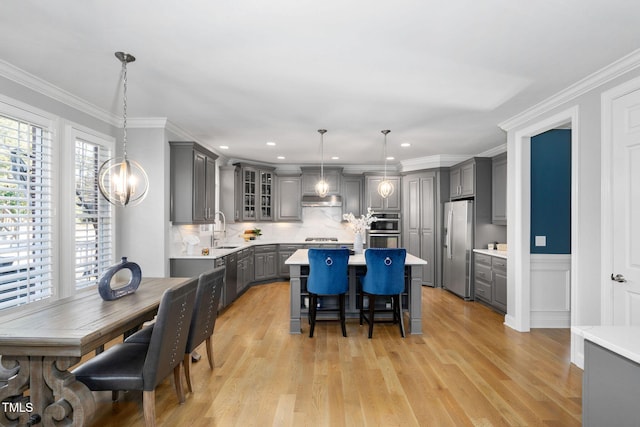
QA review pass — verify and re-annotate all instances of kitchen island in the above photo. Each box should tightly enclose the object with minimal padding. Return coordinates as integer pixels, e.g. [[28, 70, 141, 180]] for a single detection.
[[285, 249, 428, 335]]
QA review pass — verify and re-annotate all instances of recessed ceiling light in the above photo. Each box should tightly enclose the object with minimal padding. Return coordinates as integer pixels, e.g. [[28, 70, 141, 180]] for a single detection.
[[331, 156, 339, 160], [266, 141, 276, 146], [277, 156, 285, 160], [401, 142, 411, 147], [220, 145, 229, 150], [386, 156, 395, 161]]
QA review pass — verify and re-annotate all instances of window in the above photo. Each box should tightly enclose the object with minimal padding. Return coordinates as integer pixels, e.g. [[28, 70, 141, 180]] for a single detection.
[[74, 138, 113, 289], [0, 114, 53, 309]]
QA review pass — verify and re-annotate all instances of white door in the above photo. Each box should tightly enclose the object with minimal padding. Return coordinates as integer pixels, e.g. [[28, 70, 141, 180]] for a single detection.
[[611, 88, 640, 325]]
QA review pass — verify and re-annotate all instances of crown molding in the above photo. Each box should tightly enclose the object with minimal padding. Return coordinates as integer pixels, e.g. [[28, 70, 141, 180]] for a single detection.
[[477, 143, 507, 158], [400, 154, 472, 172], [499, 48, 640, 131], [0, 59, 119, 126]]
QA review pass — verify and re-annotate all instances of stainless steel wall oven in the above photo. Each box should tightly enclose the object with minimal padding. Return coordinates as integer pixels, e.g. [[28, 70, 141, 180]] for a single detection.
[[367, 213, 401, 248]]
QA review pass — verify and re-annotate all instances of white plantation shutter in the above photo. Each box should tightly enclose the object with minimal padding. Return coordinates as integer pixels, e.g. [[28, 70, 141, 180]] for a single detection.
[[74, 138, 113, 289], [0, 114, 53, 309]]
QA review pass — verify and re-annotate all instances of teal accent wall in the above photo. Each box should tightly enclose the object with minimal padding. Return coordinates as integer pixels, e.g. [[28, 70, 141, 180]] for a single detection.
[[530, 129, 571, 254]]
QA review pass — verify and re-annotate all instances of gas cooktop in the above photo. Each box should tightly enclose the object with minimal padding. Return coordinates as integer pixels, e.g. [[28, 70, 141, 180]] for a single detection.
[[304, 237, 339, 242]]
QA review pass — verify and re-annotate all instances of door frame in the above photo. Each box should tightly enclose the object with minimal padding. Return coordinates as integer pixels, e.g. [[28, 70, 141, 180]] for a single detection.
[[507, 106, 579, 332], [600, 75, 640, 324]]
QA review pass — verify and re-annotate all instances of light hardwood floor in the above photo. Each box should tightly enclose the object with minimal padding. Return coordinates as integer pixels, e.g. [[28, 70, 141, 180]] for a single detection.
[[87, 282, 582, 426]]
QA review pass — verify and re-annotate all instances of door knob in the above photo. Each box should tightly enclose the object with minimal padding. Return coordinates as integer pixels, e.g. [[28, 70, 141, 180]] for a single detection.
[[611, 273, 627, 283]]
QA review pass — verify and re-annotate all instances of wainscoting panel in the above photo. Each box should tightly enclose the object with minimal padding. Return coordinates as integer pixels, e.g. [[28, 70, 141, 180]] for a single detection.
[[530, 254, 572, 328]]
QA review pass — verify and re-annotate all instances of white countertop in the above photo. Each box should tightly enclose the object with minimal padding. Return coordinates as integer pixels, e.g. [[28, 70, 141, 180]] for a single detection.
[[573, 325, 640, 364], [285, 248, 428, 266], [170, 239, 356, 260], [473, 249, 508, 259]]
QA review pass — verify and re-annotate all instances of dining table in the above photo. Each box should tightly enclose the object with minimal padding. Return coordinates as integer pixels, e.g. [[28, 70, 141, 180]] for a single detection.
[[0, 277, 190, 427], [285, 249, 428, 335]]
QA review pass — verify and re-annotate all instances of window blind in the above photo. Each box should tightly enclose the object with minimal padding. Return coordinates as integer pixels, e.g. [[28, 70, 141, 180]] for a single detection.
[[0, 114, 53, 310], [74, 138, 112, 289]]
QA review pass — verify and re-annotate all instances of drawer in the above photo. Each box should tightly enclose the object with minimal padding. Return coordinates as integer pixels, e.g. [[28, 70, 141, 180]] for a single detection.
[[475, 263, 492, 283], [475, 253, 492, 267], [492, 256, 506, 272], [254, 244, 277, 253], [279, 244, 304, 251], [475, 279, 491, 302]]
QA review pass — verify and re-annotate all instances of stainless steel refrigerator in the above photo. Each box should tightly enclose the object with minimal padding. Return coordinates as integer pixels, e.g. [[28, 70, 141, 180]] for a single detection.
[[443, 200, 473, 299]]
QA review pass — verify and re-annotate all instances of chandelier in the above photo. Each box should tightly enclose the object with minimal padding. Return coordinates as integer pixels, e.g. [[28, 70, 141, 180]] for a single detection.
[[378, 129, 394, 199], [98, 52, 149, 207]]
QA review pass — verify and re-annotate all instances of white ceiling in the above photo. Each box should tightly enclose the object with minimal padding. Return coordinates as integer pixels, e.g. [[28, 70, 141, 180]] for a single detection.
[[2, 1, 640, 167]]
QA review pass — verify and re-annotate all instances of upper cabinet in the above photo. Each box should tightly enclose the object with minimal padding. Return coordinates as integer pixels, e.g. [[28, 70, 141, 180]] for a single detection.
[[276, 174, 302, 221], [235, 163, 275, 221], [449, 157, 491, 201], [301, 167, 342, 195], [492, 153, 507, 225], [365, 175, 401, 211], [342, 174, 364, 217], [170, 141, 218, 224]]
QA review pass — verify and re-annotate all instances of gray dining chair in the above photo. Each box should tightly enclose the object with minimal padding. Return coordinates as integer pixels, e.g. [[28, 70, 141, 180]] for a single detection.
[[73, 277, 198, 427], [125, 266, 224, 392]]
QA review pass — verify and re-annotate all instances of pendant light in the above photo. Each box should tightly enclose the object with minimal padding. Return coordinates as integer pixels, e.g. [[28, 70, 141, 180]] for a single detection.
[[378, 129, 394, 199], [98, 52, 149, 207], [315, 129, 330, 198]]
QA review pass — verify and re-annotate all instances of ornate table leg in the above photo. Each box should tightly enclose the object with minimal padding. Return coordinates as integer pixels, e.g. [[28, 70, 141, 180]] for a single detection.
[[0, 356, 30, 427], [41, 357, 95, 427]]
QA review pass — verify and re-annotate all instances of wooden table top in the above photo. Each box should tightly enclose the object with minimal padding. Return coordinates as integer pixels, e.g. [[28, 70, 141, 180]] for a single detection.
[[0, 277, 189, 357]]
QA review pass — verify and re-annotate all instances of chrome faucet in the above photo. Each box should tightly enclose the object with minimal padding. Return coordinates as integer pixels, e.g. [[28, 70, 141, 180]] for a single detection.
[[213, 210, 226, 246]]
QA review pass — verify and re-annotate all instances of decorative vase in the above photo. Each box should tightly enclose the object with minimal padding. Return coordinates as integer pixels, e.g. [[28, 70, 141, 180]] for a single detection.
[[98, 257, 142, 301], [354, 232, 364, 254]]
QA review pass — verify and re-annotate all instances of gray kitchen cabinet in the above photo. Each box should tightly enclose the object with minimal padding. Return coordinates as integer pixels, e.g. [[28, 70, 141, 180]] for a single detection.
[[254, 244, 277, 281], [473, 252, 507, 313], [278, 244, 304, 278], [236, 247, 254, 294], [492, 152, 507, 225], [403, 172, 435, 287], [301, 167, 342, 195], [365, 175, 401, 211], [583, 340, 640, 427], [235, 163, 275, 222], [449, 157, 491, 200], [402, 168, 449, 287], [170, 141, 218, 224], [342, 174, 364, 217], [276, 174, 302, 221]]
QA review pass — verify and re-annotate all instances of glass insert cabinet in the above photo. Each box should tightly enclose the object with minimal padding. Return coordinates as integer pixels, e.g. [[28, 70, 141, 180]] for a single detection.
[[235, 163, 274, 221]]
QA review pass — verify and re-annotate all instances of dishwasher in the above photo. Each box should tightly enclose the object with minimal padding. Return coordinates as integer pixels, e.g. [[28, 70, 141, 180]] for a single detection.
[[214, 257, 227, 310], [224, 252, 237, 306]]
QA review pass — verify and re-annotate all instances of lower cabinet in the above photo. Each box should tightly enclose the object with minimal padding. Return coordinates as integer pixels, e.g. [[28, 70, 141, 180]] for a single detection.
[[278, 245, 304, 278], [237, 248, 254, 294], [254, 245, 277, 281], [474, 252, 507, 313]]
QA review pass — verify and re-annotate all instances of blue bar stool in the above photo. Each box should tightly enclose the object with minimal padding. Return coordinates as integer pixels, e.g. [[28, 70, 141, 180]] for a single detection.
[[307, 248, 350, 337], [359, 248, 407, 338]]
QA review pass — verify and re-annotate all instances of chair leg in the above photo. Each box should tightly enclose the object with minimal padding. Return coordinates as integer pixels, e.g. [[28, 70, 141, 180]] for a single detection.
[[339, 293, 347, 337], [205, 336, 215, 370], [143, 389, 156, 427], [309, 294, 317, 337], [368, 295, 376, 339], [359, 292, 364, 325], [174, 364, 186, 404], [112, 390, 119, 401], [183, 354, 193, 393], [396, 294, 405, 338]]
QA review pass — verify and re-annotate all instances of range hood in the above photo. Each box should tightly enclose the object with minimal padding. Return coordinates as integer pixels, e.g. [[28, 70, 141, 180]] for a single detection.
[[301, 195, 342, 207]]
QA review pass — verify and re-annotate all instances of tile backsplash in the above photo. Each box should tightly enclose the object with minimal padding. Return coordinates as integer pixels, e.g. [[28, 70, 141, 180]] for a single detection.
[[171, 207, 356, 256]]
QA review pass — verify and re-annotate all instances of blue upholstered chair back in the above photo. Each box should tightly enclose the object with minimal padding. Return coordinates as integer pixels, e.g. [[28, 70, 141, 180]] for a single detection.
[[361, 248, 407, 295], [307, 248, 350, 295]]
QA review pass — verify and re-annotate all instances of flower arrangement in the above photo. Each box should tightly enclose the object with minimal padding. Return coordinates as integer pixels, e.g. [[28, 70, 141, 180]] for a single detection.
[[343, 207, 377, 234]]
